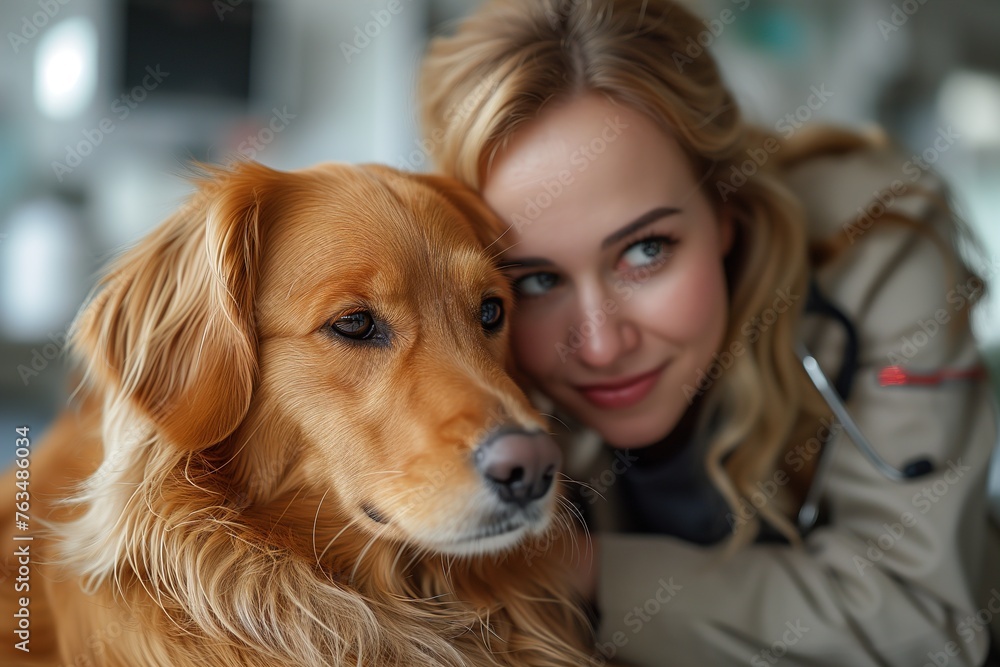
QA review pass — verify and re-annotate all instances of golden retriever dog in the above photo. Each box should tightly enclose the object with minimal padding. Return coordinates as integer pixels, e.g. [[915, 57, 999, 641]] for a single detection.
[[0, 162, 595, 666]]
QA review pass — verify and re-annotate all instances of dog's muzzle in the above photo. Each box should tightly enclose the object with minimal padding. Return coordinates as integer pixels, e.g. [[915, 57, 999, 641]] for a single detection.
[[474, 426, 561, 506]]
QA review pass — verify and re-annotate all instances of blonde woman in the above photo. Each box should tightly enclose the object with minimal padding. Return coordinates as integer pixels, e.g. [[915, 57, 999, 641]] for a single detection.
[[419, 0, 1000, 665]]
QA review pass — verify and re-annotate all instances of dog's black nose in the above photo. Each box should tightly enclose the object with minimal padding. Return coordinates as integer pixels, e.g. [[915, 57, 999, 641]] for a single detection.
[[475, 427, 561, 506]]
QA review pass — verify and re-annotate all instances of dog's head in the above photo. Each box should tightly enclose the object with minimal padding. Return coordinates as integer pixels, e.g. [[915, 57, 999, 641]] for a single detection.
[[73, 161, 564, 559]]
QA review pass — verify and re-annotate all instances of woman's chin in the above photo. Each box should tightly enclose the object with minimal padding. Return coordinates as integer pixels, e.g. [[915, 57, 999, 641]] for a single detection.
[[582, 414, 679, 450], [602, 432, 671, 449]]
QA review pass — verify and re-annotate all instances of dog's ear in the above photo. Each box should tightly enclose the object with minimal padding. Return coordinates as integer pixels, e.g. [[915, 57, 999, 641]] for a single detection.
[[72, 162, 281, 451]]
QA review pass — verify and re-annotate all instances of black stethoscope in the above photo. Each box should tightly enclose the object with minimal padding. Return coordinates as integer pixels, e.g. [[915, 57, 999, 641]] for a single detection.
[[795, 281, 936, 534]]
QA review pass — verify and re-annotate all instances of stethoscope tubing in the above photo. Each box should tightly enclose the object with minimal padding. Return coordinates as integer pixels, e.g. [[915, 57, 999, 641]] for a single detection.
[[795, 341, 936, 534]]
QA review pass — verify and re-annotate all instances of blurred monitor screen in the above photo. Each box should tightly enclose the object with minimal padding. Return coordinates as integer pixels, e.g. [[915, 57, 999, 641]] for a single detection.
[[122, 0, 255, 102]]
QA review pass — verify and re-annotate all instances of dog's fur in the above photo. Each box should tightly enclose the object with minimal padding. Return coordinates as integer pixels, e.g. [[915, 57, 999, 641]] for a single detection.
[[0, 162, 593, 666]]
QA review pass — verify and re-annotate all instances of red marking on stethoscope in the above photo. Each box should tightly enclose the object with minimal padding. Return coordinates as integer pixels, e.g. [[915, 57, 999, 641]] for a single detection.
[[877, 364, 988, 387]]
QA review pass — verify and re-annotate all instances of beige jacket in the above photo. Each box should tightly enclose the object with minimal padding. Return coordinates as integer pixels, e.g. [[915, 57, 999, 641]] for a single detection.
[[569, 146, 1000, 666]]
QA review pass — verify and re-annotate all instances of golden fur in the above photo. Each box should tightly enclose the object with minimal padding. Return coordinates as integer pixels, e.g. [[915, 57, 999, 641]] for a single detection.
[[0, 162, 594, 666]]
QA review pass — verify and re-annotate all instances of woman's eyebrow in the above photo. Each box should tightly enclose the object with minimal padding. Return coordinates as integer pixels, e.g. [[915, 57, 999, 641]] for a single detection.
[[600, 207, 682, 249]]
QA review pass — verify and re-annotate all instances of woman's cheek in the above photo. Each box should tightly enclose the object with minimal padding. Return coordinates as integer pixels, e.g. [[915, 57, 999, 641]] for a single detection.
[[510, 305, 566, 383], [631, 254, 729, 343]]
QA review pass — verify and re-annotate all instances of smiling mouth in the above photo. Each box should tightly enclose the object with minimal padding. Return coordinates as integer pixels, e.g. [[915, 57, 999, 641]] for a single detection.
[[575, 362, 668, 410]]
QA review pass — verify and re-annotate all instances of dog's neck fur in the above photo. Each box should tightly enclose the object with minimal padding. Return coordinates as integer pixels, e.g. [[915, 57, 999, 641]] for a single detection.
[[52, 404, 592, 667]]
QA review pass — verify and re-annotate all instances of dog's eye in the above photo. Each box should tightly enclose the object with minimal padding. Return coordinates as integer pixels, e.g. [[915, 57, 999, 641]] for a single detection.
[[480, 297, 505, 333], [330, 311, 377, 340]]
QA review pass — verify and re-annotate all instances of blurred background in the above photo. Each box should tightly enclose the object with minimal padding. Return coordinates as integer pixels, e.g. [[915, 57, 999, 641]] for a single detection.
[[0, 0, 999, 455]]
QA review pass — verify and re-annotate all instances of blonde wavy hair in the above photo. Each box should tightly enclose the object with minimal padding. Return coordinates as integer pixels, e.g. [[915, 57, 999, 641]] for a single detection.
[[418, 0, 979, 545]]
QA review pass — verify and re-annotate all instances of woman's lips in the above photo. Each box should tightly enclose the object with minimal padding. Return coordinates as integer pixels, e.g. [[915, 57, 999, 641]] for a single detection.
[[575, 364, 667, 410]]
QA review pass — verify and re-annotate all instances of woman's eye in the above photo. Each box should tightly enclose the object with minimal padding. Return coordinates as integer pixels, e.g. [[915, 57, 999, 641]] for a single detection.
[[619, 236, 675, 270], [513, 272, 559, 297]]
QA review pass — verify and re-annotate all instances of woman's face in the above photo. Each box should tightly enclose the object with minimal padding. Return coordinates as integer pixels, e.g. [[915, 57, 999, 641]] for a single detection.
[[482, 93, 734, 448]]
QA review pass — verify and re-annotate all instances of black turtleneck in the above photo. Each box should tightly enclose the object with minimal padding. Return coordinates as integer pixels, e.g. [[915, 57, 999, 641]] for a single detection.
[[613, 403, 734, 545]]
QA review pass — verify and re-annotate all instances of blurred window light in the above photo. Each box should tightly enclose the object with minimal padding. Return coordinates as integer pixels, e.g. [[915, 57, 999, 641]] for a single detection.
[[939, 70, 1000, 148], [0, 200, 87, 341], [34, 16, 98, 120]]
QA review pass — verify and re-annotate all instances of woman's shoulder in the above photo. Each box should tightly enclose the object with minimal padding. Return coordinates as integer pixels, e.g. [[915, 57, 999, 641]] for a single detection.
[[779, 127, 979, 367], [779, 126, 949, 244]]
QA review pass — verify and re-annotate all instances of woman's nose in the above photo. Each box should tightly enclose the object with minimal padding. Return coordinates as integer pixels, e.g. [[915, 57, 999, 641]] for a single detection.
[[571, 288, 639, 368]]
